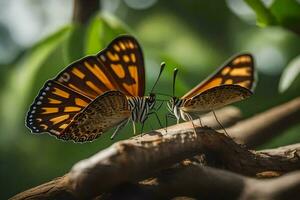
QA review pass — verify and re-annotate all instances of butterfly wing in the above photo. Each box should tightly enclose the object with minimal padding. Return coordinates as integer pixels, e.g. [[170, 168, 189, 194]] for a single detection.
[[182, 54, 255, 100], [26, 35, 144, 141], [182, 85, 252, 113], [97, 35, 145, 97], [54, 56, 119, 99], [26, 80, 92, 136], [61, 91, 131, 142], [54, 35, 145, 98]]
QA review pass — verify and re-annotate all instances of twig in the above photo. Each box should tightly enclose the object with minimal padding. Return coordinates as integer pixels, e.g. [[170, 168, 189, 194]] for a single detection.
[[9, 174, 75, 200], [228, 97, 300, 147]]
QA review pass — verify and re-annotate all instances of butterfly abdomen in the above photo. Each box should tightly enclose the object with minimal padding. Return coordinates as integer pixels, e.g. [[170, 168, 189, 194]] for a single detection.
[[182, 84, 252, 113]]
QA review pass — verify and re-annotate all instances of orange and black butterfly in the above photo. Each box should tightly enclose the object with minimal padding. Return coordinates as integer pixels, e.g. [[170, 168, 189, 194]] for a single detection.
[[167, 53, 255, 125], [26, 35, 164, 142]]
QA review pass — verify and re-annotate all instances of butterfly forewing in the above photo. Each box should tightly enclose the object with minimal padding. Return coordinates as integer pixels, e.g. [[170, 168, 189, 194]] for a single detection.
[[97, 36, 145, 97], [53, 35, 145, 99], [61, 91, 131, 142], [26, 80, 92, 136], [54, 56, 120, 99], [182, 54, 254, 99]]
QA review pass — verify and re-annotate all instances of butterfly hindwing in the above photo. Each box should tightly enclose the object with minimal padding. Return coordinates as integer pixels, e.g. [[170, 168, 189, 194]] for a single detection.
[[26, 80, 92, 137], [182, 54, 255, 99], [182, 85, 253, 113], [61, 91, 131, 142], [97, 35, 145, 97]]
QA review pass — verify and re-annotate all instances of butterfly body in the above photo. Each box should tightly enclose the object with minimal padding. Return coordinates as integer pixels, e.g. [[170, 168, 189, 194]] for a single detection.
[[26, 35, 159, 142], [168, 54, 255, 123], [128, 94, 155, 124]]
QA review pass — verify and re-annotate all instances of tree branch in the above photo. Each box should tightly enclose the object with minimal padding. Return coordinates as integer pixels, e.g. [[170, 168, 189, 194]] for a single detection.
[[104, 163, 300, 200], [10, 129, 300, 199], [10, 98, 300, 199], [228, 97, 300, 147], [72, 0, 100, 24]]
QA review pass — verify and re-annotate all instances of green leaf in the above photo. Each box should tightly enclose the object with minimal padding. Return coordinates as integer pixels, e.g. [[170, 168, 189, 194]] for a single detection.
[[84, 15, 105, 55], [244, 0, 300, 34], [63, 24, 86, 64], [279, 55, 300, 93], [0, 26, 71, 140], [84, 13, 129, 55], [244, 0, 277, 27], [270, 0, 300, 34]]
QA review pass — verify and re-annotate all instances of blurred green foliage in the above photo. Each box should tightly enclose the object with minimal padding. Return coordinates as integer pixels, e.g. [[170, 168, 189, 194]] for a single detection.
[[0, 0, 300, 199], [245, 0, 300, 33]]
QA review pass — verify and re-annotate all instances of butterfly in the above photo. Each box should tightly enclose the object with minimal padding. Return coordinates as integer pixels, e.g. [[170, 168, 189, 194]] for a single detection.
[[26, 35, 164, 142], [167, 53, 255, 126]]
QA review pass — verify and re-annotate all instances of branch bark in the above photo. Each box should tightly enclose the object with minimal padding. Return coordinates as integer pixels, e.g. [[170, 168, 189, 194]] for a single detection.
[[104, 163, 300, 200], [228, 97, 300, 147], [10, 98, 300, 200], [10, 129, 300, 200]]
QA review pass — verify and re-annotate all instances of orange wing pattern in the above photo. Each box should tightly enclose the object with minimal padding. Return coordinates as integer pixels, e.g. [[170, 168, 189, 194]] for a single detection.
[[54, 35, 145, 98], [54, 56, 118, 99], [26, 80, 91, 137], [182, 54, 255, 99], [97, 35, 145, 97]]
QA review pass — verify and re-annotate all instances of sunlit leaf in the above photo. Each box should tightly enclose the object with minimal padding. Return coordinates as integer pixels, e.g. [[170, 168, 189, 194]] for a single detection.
[[270, 0, 300, 35], [279, 55, 300, 93], [244, 0, 300, 34], [63, 25, 86, 64], [244, 0, 277, 27], [84, 15, 105, 55], [84, 14, 128, 55]]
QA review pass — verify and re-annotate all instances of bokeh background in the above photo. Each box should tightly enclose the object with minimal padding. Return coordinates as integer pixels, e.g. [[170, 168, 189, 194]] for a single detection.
[[1, 0, 300, 198]]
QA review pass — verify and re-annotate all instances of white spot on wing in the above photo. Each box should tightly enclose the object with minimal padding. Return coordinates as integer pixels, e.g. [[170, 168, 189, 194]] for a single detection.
[[100, 55, 106, 62]]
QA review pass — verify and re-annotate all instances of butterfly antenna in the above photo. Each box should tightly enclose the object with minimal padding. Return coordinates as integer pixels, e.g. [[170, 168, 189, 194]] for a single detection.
[[172, 68, 179, 97], [150, 62, 166, 93]]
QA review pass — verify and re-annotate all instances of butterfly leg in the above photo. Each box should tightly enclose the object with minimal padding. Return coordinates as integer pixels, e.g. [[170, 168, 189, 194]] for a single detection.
[[212, 110, 229, 137], [198, 116, 203, 127], [148, 111, 163, 128], [110, 119, 130, 140], [154, 100, 164, 112], [140, 122, 145, 137], [132, 120, 136, 135], [186, 113, 197, 134], [165, 113, 177, 133]]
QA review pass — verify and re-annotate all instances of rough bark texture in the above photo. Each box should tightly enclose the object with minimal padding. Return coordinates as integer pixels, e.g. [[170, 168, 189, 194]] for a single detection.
[[104, 164, 300, 200]]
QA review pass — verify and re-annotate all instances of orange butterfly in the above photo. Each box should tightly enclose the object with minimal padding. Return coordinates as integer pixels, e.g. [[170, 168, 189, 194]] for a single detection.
[[168, 53, 256, 127], [26, 35, 163, 142]]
